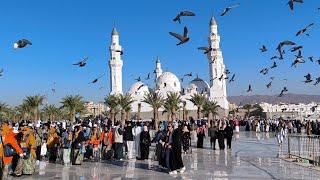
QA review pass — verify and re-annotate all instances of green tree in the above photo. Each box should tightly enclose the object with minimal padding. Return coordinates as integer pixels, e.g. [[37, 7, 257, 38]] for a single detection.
[[164, 92, 181, 121], [189, 93, 206, 119], [15, 102, 32, 120], [243, 104, 253, 118], [23, 95, 46, 121], [0, 102, 9, 120], [202, 100, 220, 120], [118, 94, 134, 125], [104, 94, 119, 125], [60, 95, 86, 122], [143, 90, 165, 130], [43, 104, 61, 121]]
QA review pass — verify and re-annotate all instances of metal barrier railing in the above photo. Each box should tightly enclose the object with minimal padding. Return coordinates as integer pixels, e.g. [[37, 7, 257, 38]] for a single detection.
[[288, 135, 320, 165]]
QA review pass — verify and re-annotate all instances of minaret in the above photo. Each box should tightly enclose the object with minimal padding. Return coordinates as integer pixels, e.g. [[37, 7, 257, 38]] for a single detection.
[[109, 27, 123, 95], [208, 17, 229, 110], [155, 56, 162, 80]]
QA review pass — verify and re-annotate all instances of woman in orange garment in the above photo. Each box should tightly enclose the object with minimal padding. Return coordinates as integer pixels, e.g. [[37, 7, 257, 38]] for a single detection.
[[89, 125, 101, 160], [1, 124, 24, 180]]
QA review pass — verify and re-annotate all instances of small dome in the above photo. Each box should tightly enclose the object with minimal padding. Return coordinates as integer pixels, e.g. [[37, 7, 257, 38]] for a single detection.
[[112, 27, 119, 36], [156, 71, 181, 93], [128, 81, 149, 96], [189, 77, 210, 93]]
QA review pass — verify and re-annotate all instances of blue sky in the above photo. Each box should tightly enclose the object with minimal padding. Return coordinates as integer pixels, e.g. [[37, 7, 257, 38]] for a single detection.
[[0, 0, 319, 106]]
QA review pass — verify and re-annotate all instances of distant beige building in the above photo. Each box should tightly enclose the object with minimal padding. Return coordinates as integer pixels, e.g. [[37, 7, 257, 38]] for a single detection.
[[84, 101, 105, 117]]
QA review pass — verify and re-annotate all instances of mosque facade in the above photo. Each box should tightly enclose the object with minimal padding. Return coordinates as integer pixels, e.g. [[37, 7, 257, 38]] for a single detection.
[[108, 17, 229, 115]]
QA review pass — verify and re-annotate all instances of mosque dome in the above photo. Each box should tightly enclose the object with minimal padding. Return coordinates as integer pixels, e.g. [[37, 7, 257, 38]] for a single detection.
[[189, 77, 210, 93], [156, 72, 181, 93], [128, 81, 149, 96]]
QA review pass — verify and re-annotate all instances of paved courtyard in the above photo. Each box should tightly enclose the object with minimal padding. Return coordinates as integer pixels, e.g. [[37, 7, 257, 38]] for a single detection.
[[13, 132, 320, 180]]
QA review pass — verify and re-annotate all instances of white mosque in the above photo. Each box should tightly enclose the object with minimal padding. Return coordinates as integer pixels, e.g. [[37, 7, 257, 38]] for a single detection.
[[108, 17, 229, 116]]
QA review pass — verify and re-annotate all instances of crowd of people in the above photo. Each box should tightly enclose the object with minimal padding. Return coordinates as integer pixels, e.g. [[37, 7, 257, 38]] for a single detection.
[[1, 116, 319, 179]]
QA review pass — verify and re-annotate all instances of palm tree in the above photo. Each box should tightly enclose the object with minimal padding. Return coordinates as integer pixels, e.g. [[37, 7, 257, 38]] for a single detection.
[[202, 100, 220, 120], [104, 94, 119, 125], [118, 94, 134, 125], [0, 102, 9, 120], [189, 93, 206, 119], [15, 102, 32, 120], [143, 90, 165, 130], [23, 95, 46, 121], [243, 104, 253, 118], [60, 95, 86, 122], [43, 104, 60, 121], [164, 92, 181, 122]]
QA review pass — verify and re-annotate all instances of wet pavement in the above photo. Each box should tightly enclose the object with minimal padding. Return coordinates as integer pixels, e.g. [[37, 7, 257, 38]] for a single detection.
[[12, 132, 320, 180]]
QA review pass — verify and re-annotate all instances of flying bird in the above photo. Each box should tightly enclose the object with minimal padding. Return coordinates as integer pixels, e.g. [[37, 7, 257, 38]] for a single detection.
[[137, 84, 145, 91], [13, 39, 32, 49], [229, 74, 235, 83], [308, 56, 314, 62], [259, 68, 269, 75], [296, 23, 314, 36], [288, 0, 303, 11], [225, 69, 231, 75], [145, 73, 150, 80], [247, 84, 252, 93], [290, 46, 303, 52], [266, 81, 272, 89], [51, 82, 56, 94], [270, 61, 277, 69], [317, 59, 320, 65], [276, 40, 296, 59], [135, 76, 141, 82], [270, 56, 278, 60], [260, 45, 267, 53], [303, 73, 312, 83], [314, 77, 320, 86], [278, 87, 288, 97], [221, 4, 240, 16], [169, 26, 190, 46], [73, 57, 88, 67], [89, 74, 105, 84], [184, 72, 192, 77], [0, 69, 3, 77], [198, 46, 213, 54], [218, 74, 224, 81], [291, 50, 305, 67], [115, 49, 124, 55], [173, 11, 196, 24]]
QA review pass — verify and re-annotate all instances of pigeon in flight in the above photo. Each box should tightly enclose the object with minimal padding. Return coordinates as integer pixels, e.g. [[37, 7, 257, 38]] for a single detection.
[[276, 40, 296, 59], [303, 73, 312, 83], [221, 4, 240, 16], [260, 45, 267, 53], [169, 26, 190, 46], [270, 56, 278, 60], [314, 77, 320, 86], [308, 56, 314, 62], [198, 46, 213, 54], [137, 84, 145, 91], [288, 0, 303, 11], [317, 59, 320, 65], [278, 87, 288, 97], [0, 69, 3, 77], [296, 23, 314, 36], [266, 81, 272, 89], [247, 84, 252, 92], [51, 82, 56, 94], [115, 50, 124, 55], [259, 68, 269, 75], [290, 46, 303, 52], [145, 73, 150, 80], [218, 74, 224, 81], [229, 74, 235, 83], [270, 61, 277, 69], [89, 74, 105, 84], [135, 76, 141, 82], [73, 57, 88, 67], [225, 69, 231, 75], [184, 72, 192, 77], [173, 11, 196, 24], [291, 50, 305, 67], [13, 39, 32, 49]]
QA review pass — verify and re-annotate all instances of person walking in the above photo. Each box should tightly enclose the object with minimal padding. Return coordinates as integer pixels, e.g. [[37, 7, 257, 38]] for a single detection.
[[196, 125, 205, 148], [181, 125, 191, 153], [133, 123, 142, 159], [124, 122, 134, 159], [113, 122, 124, 160], [208, 121, 218, 150], [140, 125, 151, 160], [224, 122, 234, 149]]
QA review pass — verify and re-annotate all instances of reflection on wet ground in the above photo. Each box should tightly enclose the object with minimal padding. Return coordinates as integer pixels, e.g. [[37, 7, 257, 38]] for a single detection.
[[13, 132, 320, 180]]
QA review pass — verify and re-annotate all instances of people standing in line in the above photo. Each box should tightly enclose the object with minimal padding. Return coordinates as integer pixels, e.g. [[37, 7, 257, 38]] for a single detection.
[[113, 122, 123, 160], [208, 121, 218, 150], [224, 122, 234, 149], [196, 125, 205, 148], [133, 123, 142, 159], [72, 125, 85, 165], [165, 122, 185, 175], [140, 125, 151, 160], [124, 121, 134, 159], [181, 125, 191, 153], [1, 123, 24, 180]]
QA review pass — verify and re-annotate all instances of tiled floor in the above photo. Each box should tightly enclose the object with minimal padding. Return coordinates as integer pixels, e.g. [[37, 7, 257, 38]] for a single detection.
[[13, 132, 320, 179]]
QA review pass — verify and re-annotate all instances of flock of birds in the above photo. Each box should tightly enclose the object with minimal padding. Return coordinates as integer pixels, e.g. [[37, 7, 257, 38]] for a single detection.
[[1, 1, 319, 98]]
